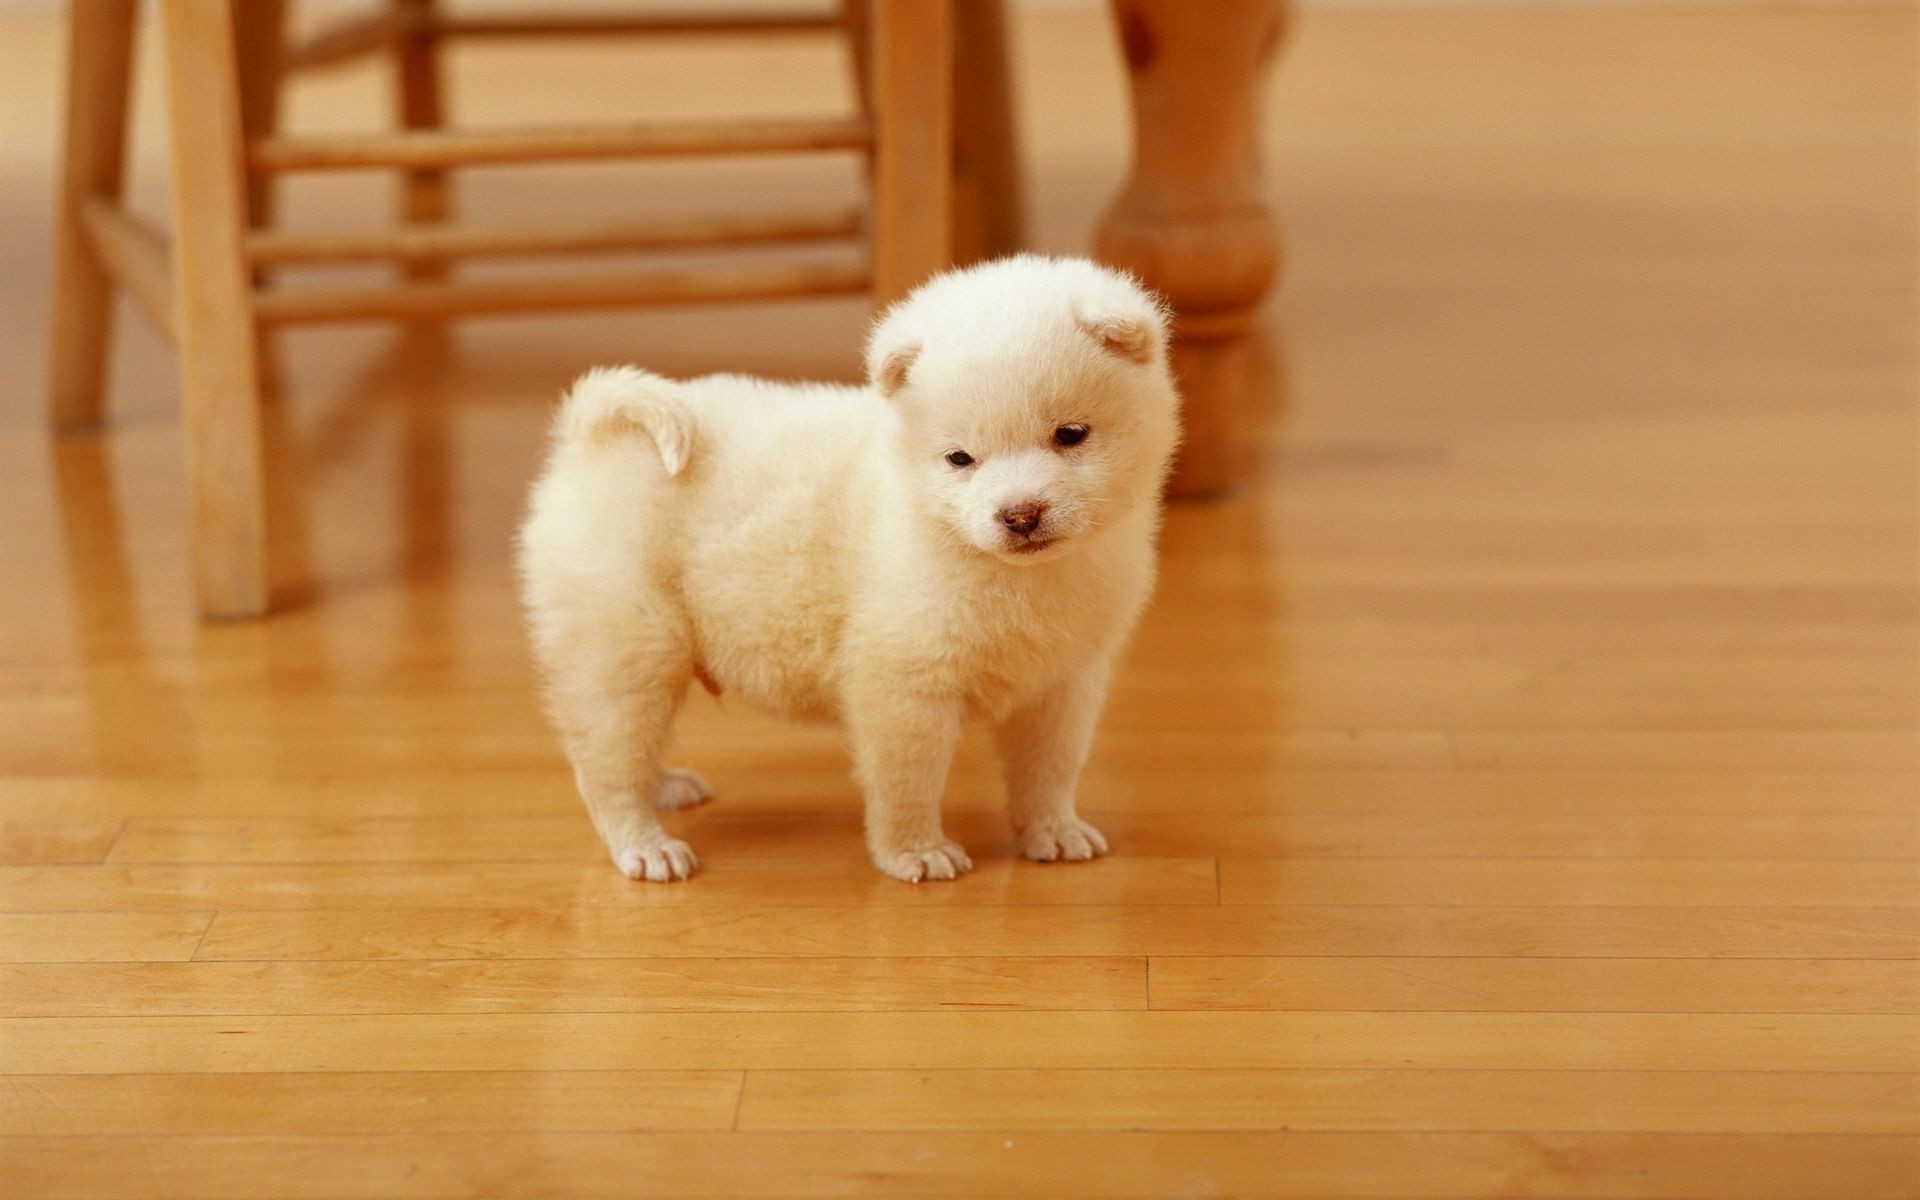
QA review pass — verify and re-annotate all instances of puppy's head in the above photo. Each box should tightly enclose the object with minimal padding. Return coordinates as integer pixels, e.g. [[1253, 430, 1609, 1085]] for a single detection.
[[867, 256, 1180, 564]]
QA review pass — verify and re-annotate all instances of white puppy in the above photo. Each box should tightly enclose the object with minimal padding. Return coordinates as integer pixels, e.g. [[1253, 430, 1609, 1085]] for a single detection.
[[517, 255, 1180, 882]]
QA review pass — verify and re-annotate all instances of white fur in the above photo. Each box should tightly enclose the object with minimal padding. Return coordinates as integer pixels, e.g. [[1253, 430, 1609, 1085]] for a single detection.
[[516, 256, 1180, 882]]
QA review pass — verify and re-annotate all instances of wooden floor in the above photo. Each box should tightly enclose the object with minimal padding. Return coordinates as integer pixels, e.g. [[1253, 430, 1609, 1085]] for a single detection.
[[3, 6, 1917, 1198]]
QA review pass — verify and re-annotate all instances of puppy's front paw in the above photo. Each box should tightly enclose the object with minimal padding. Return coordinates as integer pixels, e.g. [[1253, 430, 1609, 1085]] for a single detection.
[[653, 767, 713, 811], [1018, 815, 1109, 863], [873, 839, 973, 883], [611, 832, 699, 882]]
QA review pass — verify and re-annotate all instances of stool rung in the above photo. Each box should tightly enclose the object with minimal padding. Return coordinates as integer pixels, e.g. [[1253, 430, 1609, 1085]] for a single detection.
[[79, 197, 176, 340], [249, 117, 872, 173], [252, 258, 871, 324], [290, 10, 842, 71], [246, 209, 864, 266], [440, 11, 844, 40]]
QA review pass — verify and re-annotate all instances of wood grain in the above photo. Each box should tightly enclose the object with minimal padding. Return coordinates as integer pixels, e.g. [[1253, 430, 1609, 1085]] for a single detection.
[[0, 957, 1148, 1017], [99, 808, 1920, 863], [0, 858, 1219, 910], [17, 855, 1914, 912], [184, 903, 1920, 962], [737, 1068, 1920, 1133], [5, 767, 1913, 819], [1, 1070, 744, 1135], [1215, 857, 1920, 907], [0, 912, 214, 963], [5, 1131, 1917, 1198], [5, 1012, 1910, 1074], [0, 819, 124, 865], [1146, 956, 1920, 1015]]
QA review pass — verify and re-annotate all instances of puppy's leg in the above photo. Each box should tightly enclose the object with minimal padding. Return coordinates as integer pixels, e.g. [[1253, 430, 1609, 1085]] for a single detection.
[[847, 683, 971, 882], [543, 634, 699, 882], [995, 663, 1113, 863], [652, 766, 713, 811]]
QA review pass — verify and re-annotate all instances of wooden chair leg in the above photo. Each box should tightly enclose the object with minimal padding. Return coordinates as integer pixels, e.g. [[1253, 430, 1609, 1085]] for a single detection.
[[950, 0, 1023, 265], [48, 0, 138, 430], [869, 0, 953, 309], [161, 0, 268, 617]]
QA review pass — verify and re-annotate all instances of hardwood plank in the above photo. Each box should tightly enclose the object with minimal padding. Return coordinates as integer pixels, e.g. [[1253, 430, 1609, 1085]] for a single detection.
[[0, 957, 1146, 1017], [190, 904, 1920, 962], [1453, 729, 1920, 771], [1216, 857, 1920, 907], [0, 1070, 743, 1135], [4, 1012, 1909, 1074], [1147, 957, 1920, 1015], [7, 766, 1917, 820], [738, 1068, 1920, 1133], [11, 719, 1913, 774], [6, 670, 1912, 740], [3, 1131, 1914, 1198], [0, 818, 122, 865], [0, 858, 1218, 911], [1098, 669, 1918, 731], [103, 807, 1920, 864], [8, 957, 1910, 1019], [0, 912, 214, 963]]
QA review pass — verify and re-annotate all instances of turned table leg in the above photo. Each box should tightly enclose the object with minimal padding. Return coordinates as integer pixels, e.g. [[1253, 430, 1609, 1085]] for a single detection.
[[1094, 0, 1287, 497]]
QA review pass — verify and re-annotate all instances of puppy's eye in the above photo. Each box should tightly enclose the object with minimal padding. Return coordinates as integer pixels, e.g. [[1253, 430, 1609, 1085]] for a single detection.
[[944, 450, 975, 468], [1053, 424, 1090, 448]]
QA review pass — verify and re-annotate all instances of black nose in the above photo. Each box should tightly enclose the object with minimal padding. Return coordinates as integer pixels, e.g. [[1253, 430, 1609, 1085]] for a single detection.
[[998, 502, 1047, 536]]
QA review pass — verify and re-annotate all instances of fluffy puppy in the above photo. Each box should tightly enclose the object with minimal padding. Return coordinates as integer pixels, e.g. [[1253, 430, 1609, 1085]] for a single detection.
[[517, 255, 1180, 882]]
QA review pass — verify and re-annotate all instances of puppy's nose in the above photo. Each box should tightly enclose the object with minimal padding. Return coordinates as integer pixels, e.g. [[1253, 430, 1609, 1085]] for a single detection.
[[998, 501, 1048, 537]]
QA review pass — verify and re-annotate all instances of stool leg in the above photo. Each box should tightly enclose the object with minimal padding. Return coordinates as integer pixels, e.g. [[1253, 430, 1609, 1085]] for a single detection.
[[869, 0, 953, 309], [950, 0, 1023, 265], [233, 0, 285, 234], [839, 0, 872, 122], [233, 0, 286, 396], [161, 0, 268, 618], [394, 0, 450, 262], [48, 0, 138, 430]]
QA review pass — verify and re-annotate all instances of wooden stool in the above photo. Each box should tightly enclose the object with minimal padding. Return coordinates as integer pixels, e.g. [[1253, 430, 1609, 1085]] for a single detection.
[[49, 0, 1010, 619]]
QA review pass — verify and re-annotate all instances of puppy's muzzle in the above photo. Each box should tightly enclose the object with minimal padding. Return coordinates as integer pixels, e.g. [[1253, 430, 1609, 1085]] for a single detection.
[[998, 501, 1048, 538]]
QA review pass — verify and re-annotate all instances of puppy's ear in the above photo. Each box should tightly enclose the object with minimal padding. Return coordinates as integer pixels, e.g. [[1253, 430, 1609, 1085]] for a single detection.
[[1077, 305, 1165, 364], [867, 332, 921, 398]]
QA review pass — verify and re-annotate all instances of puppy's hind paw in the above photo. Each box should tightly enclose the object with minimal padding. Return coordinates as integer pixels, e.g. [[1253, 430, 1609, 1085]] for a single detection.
[[873, 839, 973, 883], [612, 833, 699, 882], [653, 767, 713, 811], [1018, 815, 1109, 863]]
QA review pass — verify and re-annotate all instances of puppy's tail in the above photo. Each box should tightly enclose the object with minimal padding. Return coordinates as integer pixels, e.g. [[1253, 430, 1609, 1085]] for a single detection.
[[554, 366, 695, 477]]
